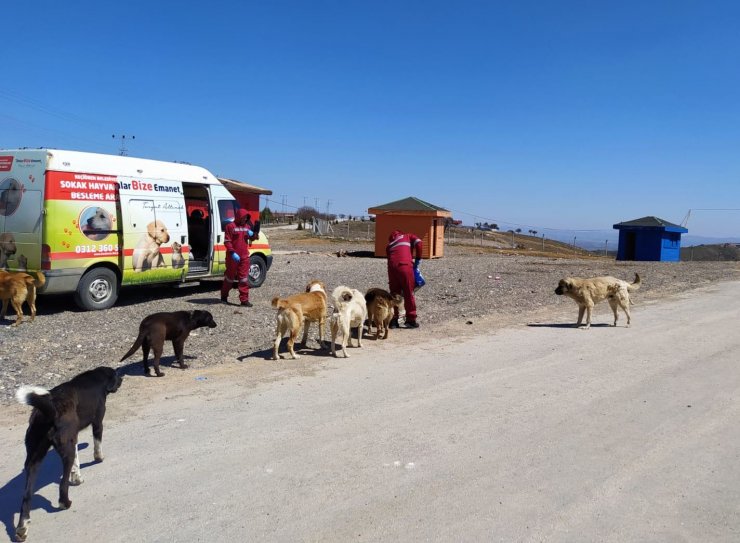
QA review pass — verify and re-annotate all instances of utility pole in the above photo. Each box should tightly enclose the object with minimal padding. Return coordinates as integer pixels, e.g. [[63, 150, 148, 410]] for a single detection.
[[112, 134, 135, 156], [604, 239, 609, 257]]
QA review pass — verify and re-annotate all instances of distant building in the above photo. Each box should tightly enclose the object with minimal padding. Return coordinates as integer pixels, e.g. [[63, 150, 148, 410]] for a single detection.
[[368, 196, 452, 259], [613, 216, 688, 262]]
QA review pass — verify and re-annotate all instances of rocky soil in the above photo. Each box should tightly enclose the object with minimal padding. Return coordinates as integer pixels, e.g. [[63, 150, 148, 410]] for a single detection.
[[1, 229, 737, 405]]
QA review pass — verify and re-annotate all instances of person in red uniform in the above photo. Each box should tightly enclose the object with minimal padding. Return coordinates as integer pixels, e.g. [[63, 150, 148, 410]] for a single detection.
[[221, 208, 254, 306], [386, 229, 422, 328]]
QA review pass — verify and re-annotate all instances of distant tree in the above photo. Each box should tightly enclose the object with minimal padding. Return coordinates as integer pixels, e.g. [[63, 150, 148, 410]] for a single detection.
[[296, 206, 318, 228], [491, 223, 499, 230], [515, 228, 522, 234], [261, 206, 274, 224]]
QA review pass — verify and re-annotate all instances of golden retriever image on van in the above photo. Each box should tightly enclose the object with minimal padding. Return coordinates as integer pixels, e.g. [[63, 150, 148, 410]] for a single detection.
[[81, 207, 113, 241], [132, 220, 170, 272], [555, 273, 641, 329]]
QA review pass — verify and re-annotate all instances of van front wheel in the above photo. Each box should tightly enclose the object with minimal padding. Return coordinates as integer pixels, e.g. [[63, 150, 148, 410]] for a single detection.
[[74, 268, 119, 310]]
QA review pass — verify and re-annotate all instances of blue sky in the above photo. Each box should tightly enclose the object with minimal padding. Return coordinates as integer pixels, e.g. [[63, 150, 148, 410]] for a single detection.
[[3, 0, 740, 241]]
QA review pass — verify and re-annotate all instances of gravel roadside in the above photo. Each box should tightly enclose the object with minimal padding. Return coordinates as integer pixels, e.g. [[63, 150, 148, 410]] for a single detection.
[[1, 235, 737, 405]]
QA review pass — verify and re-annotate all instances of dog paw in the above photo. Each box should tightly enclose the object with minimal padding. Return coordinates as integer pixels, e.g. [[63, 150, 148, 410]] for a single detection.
[[155, 371, 165, 377], [70, 473, 84, 486], [179, 363, 189, 369], [15, 522, 29, 542], [58, 499, 72, 510]]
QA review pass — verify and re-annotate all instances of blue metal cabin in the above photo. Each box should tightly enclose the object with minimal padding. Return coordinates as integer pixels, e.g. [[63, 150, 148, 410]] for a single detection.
[[613, 216, 688, 262]]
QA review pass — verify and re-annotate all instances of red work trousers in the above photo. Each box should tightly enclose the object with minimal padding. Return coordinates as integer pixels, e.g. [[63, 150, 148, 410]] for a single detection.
[[221, 254, 250, 303], [388, 261, 417, 322]]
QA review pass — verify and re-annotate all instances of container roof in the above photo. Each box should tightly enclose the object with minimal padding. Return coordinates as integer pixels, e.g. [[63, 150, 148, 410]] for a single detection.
[[368, 196, 449, 213], [217, 177, 273, 195]]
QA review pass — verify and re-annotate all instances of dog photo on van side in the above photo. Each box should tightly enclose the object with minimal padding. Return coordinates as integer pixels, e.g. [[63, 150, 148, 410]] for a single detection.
[[132, 220, 170, 271], [0, 232, 16, 269], [80, 206, 113, 241]]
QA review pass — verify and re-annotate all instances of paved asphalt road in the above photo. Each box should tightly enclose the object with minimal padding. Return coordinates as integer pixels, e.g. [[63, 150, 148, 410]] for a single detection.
[[1, 281, 739, 542]]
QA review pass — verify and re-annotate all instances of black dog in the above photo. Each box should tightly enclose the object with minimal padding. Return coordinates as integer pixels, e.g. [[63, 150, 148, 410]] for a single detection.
[[14, 366, 123, 542], [120, 310, 217, 377]]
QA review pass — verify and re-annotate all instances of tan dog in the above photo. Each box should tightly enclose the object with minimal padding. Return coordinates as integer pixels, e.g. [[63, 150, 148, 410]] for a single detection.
[[364, 287, 403, 339], [170, 242, 185, 269], [132, 220, 170, 272], [329, 286, 367, 358], [0, 232, 16, 269], [555, 273, 641, 329], [271, 280, 327, 360], [0, 270, 46, 326]]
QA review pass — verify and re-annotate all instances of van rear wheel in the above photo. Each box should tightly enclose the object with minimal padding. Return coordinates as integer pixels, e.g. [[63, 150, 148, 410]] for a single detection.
[[74, 268, 119, 310]]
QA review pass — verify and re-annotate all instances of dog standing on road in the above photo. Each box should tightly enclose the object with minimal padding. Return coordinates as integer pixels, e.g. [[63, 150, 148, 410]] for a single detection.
[[14, 367, 123, 542], [555, 273, 641, 329], [365, 287, 404, 340], [120, 310, 217, 376], [329, 285, 367, 358], [271, 280, 328, 360], [0, 270, 45, 326]]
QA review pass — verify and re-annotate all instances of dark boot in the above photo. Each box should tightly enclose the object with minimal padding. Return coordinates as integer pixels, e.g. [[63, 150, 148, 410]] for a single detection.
[[389, 318, 400, 329]]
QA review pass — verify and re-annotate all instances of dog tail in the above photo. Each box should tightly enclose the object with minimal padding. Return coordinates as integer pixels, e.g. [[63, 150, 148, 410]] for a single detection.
[[26, 271, 46, 288], [16, 385, 55, 420], [627, 273, 641, 291], [331, 286, 354, 307], [120, 333, 144, 362]]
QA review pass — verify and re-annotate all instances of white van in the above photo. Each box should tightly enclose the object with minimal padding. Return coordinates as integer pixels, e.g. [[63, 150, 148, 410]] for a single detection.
[[0, 149, 272, 310]]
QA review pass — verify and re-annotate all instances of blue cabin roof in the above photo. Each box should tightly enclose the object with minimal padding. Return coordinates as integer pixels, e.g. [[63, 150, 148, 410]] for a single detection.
[[613, 216, 688, 233]]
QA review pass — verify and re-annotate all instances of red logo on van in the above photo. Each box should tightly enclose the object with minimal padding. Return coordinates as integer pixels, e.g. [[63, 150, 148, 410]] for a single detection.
[[0, 156, 12, 171]]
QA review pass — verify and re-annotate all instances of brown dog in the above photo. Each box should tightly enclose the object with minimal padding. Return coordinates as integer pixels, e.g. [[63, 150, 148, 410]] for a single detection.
[[555, 273, 641, 329], [132, 220, 170, 272], [15, 366, 123, 542], [120, 310, 217, 376], [365, 287, 403, 339], [0, 270, 46, 326], [271, 280, 327, 360]]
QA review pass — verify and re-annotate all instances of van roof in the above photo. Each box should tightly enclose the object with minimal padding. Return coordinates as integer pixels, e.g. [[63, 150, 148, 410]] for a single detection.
[[2, 148, 220, 184]]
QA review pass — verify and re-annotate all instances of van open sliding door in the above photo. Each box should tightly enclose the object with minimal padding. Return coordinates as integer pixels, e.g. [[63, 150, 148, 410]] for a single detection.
[[118, 177, 188, 284]]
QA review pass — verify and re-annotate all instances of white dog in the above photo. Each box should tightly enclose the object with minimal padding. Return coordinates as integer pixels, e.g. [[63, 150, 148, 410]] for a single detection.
[[132, 220, 170, 272], [329, 285, 368, 358]]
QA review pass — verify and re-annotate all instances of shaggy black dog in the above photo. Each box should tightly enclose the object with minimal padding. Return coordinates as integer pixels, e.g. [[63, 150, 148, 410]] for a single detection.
[[120, 310, 217, 377], [14, 366, 123, 542]]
